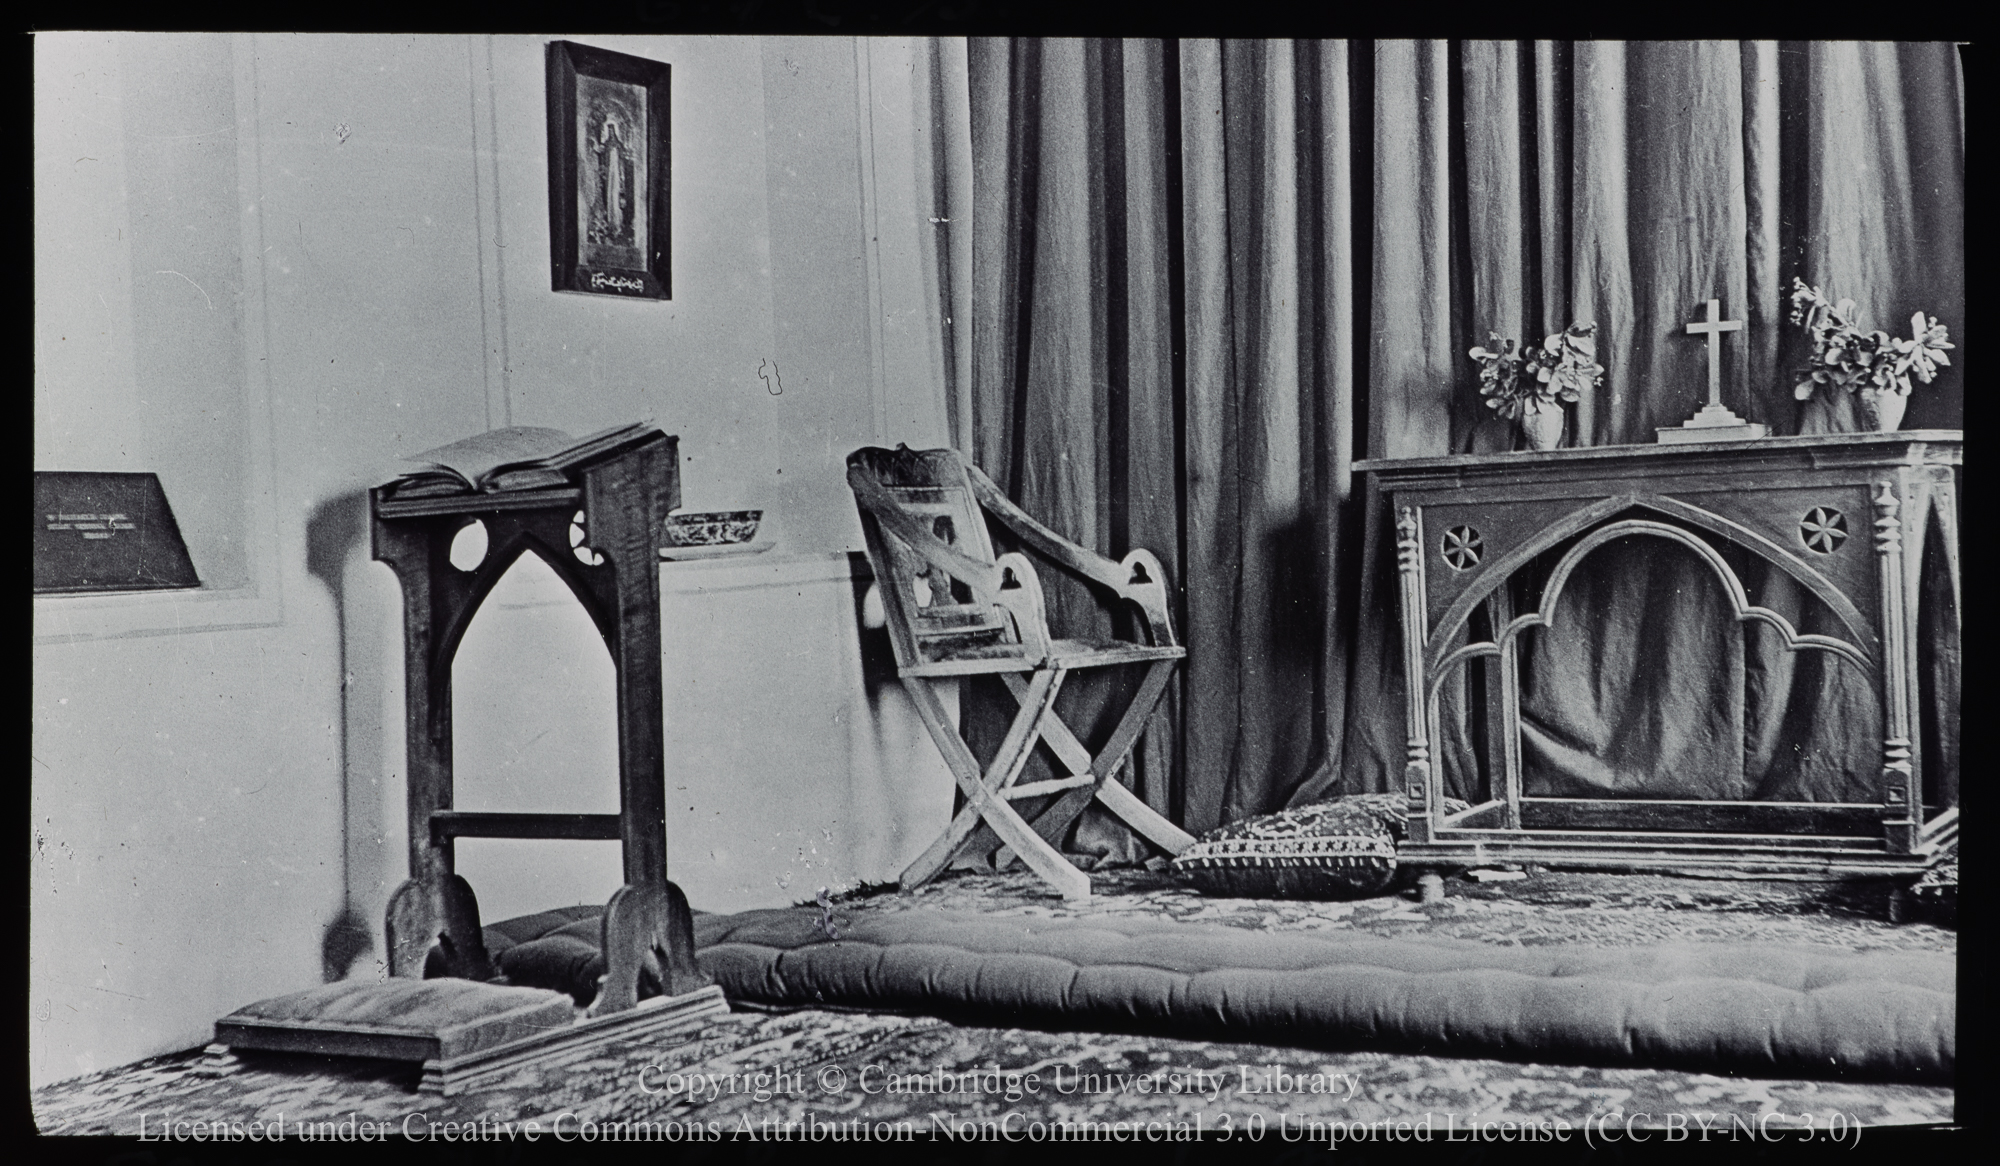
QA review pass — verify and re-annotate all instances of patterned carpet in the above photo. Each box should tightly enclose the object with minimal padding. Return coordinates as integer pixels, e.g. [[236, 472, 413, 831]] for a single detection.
[[32, 866, 1956, 1137]]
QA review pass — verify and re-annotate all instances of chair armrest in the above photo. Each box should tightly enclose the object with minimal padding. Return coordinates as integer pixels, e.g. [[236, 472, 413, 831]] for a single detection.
[[965, 463, 1179, 647], [991, 552, 1051, 661], [1117, 548, 1178, 649], [964, 463, 1125, 590]]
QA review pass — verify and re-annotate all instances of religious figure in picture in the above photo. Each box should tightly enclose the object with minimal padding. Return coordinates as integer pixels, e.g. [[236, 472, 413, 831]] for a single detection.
[[589, 112, 636, 248], [571, 73, 651, 281]]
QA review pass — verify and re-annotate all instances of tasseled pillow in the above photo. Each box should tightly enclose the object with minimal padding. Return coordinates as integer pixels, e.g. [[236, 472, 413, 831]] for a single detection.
[[1170, 792, 1468, 899]]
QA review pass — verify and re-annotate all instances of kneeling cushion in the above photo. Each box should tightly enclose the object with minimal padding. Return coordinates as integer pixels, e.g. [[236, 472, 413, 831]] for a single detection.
[[486, 906, 1951, 1083]]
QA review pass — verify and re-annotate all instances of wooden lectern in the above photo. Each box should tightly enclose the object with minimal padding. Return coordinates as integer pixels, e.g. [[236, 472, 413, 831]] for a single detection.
[[208, 429, 725, 1095], [369, 428, 711, 1012]]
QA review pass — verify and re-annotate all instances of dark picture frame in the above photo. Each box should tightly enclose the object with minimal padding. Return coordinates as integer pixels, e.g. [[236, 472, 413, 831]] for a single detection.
[[546, 41, 670, 299]]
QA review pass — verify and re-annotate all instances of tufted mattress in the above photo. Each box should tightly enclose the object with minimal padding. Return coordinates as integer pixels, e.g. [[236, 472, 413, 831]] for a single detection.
[[482, 905, 1952, 1084]]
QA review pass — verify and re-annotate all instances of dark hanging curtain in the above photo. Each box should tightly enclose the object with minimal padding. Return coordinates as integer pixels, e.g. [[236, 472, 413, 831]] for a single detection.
[[950, 39, 1963, 846]]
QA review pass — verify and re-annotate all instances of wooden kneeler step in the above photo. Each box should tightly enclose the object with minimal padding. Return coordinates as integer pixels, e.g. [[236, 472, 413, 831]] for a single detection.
[[209, 977, 727, 1096]]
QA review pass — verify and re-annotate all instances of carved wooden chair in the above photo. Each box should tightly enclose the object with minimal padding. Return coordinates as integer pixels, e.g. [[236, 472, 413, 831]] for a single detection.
[[847, 445, 1196, 900]]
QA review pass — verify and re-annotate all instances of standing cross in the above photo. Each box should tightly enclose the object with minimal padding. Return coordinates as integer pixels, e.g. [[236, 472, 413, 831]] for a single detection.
[[1686, 298, 1744, 408]]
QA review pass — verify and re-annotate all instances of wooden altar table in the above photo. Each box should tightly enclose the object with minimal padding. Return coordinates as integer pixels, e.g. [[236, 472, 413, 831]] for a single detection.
[[1356, 431, 1959, 883]]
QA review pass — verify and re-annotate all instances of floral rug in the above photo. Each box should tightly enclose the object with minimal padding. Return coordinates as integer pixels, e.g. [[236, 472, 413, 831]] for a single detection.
[[32, 867, 1955, 1138]]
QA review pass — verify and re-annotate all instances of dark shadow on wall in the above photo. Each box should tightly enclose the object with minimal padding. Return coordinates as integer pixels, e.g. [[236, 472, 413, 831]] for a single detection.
[[845, 550, 898, 697], [319, 911, 375, 985], [306, 488, 380, 981]]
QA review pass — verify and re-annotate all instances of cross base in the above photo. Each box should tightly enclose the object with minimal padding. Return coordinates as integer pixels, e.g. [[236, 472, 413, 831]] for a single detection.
[[1657, 404, 1767, 444]]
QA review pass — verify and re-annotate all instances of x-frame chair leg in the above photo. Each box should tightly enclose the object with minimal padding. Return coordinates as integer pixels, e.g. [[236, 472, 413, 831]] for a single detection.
[[987, 659, 1194, 869], [898, 669, 1093, 900]]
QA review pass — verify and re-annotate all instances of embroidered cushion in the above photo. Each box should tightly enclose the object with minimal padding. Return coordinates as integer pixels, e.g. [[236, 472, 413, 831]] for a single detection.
[[1170, 793, 1468, 899]]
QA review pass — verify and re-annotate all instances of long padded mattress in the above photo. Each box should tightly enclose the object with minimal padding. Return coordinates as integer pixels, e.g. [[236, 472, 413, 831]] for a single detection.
[[483, 906, 1953, 1084]]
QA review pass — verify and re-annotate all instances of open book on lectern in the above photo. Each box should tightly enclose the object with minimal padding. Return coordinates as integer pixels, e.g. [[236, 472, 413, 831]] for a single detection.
[[389, 421, 657, 497]]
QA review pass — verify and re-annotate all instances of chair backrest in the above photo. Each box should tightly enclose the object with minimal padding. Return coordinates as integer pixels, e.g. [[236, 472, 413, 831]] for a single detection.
[[847, 446, 1027, 673]]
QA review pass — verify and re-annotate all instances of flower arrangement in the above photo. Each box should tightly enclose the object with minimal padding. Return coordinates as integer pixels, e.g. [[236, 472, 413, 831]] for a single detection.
[[1788, 277, 1952, 402], [1469, 323, 1605, 421]]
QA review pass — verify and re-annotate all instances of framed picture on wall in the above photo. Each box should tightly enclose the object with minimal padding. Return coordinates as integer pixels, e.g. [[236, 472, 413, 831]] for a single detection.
[[546, 41, 670, 299]]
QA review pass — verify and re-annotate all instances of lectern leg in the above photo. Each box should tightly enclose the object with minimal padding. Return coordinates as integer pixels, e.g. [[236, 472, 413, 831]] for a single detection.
[[589, 880, 708, 1016], [385, 874, 492, 981]]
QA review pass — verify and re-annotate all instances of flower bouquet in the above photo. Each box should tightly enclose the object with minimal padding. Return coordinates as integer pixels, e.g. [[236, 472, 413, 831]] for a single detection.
[[1469, 323, 1605, 449], [1788, 278, 1952, 431]]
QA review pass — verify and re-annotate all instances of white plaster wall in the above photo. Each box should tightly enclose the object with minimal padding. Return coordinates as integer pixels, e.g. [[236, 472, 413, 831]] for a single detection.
[[406, 32, 958, 921], [451, 549, 952, 920], [32, 31, 955, 1088], [32, 34, 357, 1087]]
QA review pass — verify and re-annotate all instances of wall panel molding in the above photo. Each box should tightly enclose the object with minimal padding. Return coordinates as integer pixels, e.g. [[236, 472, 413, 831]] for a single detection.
[[33, 33, 284, 644]]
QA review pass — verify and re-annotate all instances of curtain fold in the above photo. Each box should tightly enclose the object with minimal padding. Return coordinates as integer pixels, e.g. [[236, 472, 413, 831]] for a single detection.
[[926, 38, 1962, 840], [1178, 39, 1356, 830], [912, 37, 974, 454]]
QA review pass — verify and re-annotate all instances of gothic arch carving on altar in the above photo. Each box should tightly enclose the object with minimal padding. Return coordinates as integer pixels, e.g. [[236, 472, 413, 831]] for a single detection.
[[1418, 493, 1879, 687], [1423, 516, 1873, 710]]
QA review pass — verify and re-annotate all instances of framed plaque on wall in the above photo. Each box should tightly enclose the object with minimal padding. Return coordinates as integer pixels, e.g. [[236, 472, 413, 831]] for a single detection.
[[546, 40, 670, 300], [35, 471, 200, 594]]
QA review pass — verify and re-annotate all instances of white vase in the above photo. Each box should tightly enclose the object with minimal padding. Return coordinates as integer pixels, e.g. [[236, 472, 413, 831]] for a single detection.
[[1797, 390, 1850, 434], [1519, 400, 1565, 450], [1857, 387, 1908, 432]]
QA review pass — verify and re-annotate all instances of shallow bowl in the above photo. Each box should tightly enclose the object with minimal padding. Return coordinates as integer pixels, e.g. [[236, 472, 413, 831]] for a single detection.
[[662, 510, 762, 547]]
